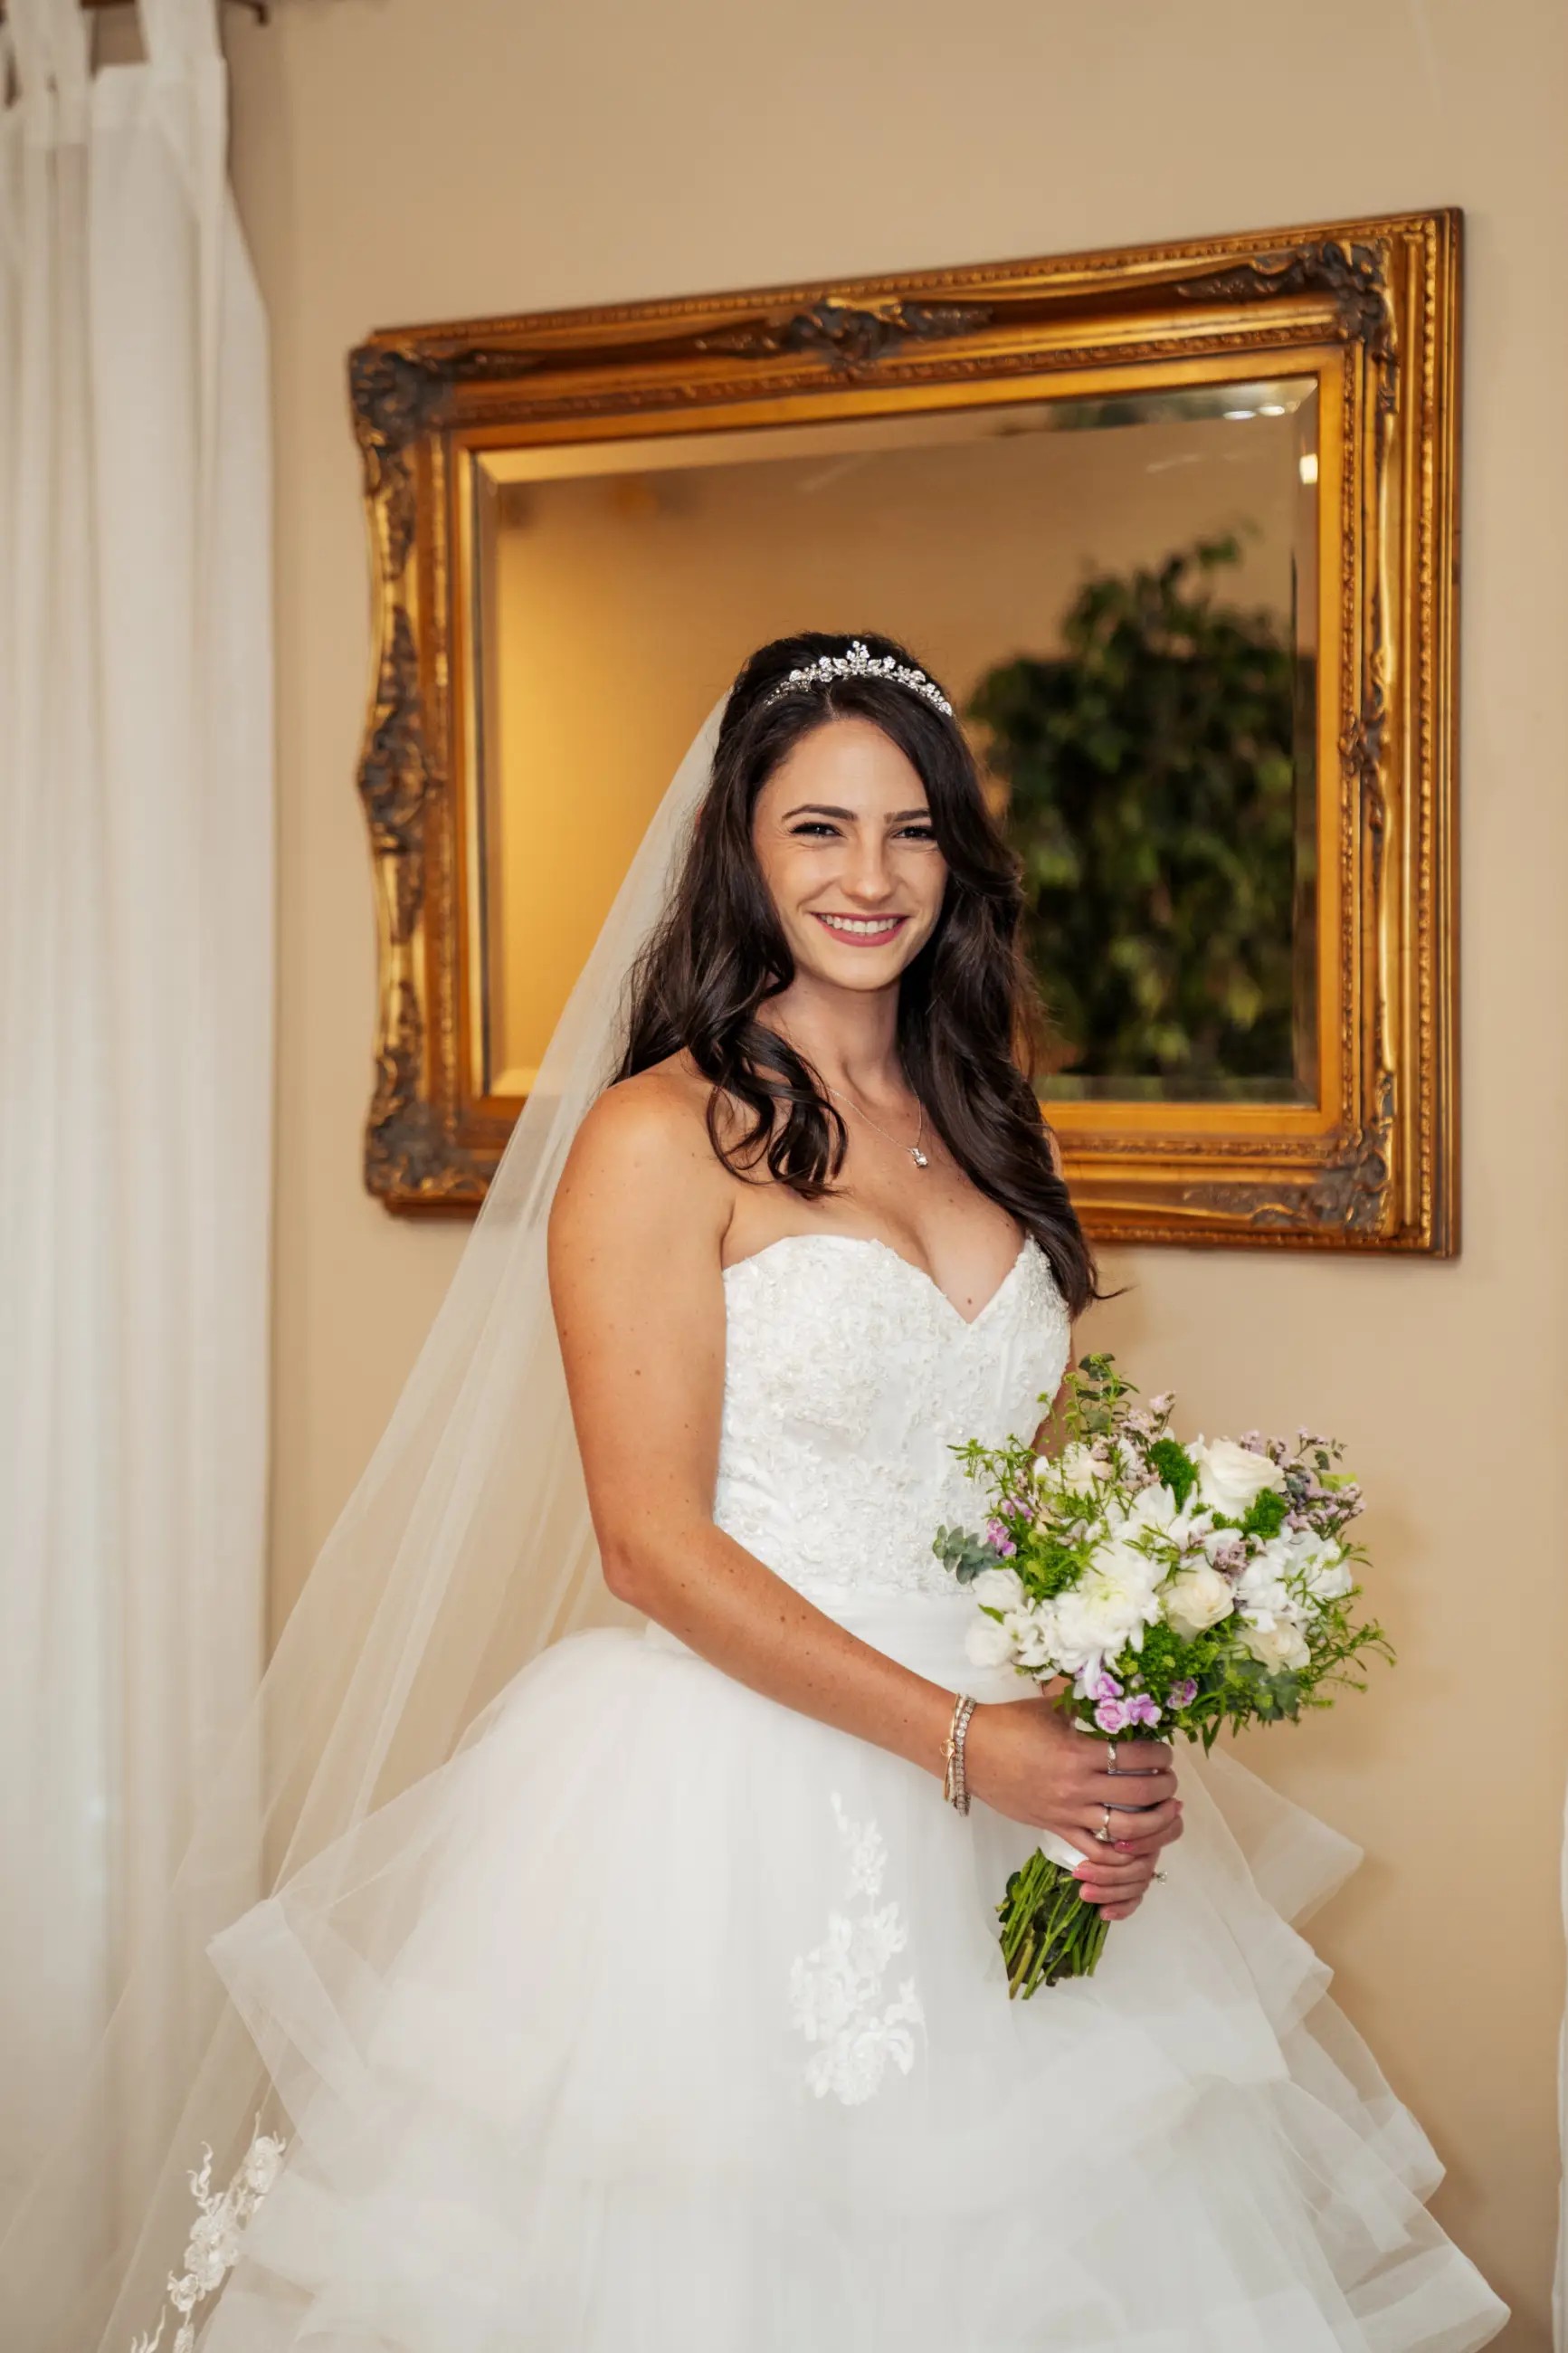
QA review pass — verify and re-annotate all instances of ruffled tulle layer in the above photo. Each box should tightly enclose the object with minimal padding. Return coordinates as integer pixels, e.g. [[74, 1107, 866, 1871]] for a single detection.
[[204, 1608, 1506, 2351]]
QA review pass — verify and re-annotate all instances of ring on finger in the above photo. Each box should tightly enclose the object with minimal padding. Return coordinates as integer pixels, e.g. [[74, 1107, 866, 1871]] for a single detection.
[[1107, 1739, 1119, 1776], [1096, 1803, 1114, 1843]]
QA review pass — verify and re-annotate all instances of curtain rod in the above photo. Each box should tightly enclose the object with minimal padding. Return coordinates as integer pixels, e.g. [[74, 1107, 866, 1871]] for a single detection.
[[0, 1, 274, 15], [88, 0, 273, 12]]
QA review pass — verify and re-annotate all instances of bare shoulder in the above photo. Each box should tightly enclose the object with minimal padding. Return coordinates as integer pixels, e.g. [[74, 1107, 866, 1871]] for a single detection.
[[549, 1053, 729, 1270], [560, 1053, 717, 1185]]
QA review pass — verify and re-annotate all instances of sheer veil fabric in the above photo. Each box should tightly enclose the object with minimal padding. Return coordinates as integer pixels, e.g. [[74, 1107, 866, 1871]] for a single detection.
[[0, 704, 724, 2352]]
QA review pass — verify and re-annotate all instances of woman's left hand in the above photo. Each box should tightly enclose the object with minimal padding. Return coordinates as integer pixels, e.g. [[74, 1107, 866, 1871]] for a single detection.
[[1071, 1796, 1185, 1921]]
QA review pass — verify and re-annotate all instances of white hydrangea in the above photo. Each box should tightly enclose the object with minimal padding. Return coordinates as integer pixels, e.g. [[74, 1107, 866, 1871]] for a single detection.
[[1288, 1529, 1354, 1600], [965, 1614, 1016, 1669], [969, 1565, 1026, 1613]]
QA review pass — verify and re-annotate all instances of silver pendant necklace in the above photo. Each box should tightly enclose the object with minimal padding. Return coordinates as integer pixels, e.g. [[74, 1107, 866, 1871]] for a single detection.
[[825, 1083, 929, 1169]]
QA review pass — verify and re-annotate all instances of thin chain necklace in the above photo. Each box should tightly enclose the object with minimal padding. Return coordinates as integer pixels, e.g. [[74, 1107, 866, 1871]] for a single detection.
[[770, 1016, 932, 1170], [824, 1082, 929, 1169]]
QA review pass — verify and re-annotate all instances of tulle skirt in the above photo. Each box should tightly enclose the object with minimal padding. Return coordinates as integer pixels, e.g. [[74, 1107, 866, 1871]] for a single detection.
[[204, 1594, 1506, 2351]]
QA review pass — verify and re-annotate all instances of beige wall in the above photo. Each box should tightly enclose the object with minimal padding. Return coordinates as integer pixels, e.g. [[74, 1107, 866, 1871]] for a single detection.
[[224, 2, 1568, 2339]]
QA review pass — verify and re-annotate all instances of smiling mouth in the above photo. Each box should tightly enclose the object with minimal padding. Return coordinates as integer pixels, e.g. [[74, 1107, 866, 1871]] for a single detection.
[[812, 911, 909, 946]]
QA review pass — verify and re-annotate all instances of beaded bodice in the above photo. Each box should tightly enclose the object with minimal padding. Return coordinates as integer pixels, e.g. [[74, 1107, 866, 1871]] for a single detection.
[[713, 1234, 1070, 1607]]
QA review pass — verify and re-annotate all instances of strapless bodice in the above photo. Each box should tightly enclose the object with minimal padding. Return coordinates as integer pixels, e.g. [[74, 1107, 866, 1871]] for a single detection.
[[711, 1233, 1070, 1609]]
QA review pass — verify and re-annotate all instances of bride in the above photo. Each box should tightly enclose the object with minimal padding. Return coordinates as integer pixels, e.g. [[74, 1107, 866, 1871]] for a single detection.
[[44, 634, 1507, 2350]]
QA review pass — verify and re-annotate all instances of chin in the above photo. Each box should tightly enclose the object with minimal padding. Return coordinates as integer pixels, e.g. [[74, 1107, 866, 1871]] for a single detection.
[[797, 945, 922, 993]]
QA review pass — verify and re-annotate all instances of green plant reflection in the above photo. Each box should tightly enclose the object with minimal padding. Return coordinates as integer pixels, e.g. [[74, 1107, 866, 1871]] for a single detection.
[[971, 538, 1313, 1104]]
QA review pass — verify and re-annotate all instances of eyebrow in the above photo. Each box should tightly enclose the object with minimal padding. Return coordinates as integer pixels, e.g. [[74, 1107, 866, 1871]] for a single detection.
[[780, 803, 933, 823]]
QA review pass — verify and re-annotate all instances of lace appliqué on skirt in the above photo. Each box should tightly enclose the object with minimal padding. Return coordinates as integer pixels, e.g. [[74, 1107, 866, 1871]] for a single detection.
[[787, 1793, 924, 2106], [129, 2123, 287, 2353]]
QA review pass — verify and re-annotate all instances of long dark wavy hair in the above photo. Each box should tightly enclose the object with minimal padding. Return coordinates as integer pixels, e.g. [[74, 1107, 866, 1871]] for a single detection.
[[616, 631, 1103, 1318]]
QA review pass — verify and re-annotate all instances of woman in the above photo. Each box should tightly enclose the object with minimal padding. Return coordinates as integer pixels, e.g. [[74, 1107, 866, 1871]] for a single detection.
[[147, 636, 1501, 2349]]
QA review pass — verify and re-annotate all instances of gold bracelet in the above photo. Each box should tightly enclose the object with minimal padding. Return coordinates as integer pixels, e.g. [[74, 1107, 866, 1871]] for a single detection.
[[942, 1693, 977, 1815]]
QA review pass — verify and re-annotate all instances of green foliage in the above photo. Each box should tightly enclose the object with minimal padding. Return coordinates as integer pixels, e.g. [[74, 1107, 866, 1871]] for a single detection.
[[1057, 1349, 1136, 1443], [969, 537, 1306, 1087], [1242, 1487, 1289, 1540], [1145, 1437, 1196, 1508], [931, 1524, 999, 1585]]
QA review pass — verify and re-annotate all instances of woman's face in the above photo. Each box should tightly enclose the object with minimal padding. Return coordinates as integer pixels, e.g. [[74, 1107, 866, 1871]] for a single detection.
[[750, 716, 947, 995]]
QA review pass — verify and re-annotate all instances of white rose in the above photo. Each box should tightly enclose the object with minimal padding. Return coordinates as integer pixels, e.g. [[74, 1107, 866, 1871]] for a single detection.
[[1162, 1563, 1236, 1637], [970, 1566, 1025, 1612], [965, 1615, 1017, 1669], [1242, 1620, 1311, 1672], [1191, 1436, 1286, 1519]]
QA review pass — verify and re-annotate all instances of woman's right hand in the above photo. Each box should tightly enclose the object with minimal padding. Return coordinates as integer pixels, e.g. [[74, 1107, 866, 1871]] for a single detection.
[[964, 1688, 1183, 1893]]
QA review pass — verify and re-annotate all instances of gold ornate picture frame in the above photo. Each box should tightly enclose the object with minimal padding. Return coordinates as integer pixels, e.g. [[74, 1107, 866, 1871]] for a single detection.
[[349, 210, 1460, 1252]]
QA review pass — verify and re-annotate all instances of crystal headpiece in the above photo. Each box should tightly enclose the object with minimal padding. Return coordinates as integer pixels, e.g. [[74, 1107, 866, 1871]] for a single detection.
[[759, 640, 955, 719]]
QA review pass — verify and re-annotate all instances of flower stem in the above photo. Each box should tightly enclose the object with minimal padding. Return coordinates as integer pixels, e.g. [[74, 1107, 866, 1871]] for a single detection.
[[996, 1850, 1113, 1996]]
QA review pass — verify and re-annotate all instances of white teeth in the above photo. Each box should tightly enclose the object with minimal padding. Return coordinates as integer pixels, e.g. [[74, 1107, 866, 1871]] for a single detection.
[[817, 913, 902, 936]]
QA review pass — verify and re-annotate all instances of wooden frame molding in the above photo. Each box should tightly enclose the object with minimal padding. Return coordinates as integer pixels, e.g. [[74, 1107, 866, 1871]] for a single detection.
[[349, 210, 1460, 1251]]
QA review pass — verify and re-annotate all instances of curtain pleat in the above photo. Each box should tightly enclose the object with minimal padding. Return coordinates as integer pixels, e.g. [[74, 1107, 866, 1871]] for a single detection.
[[0, 0, 272, 2260]]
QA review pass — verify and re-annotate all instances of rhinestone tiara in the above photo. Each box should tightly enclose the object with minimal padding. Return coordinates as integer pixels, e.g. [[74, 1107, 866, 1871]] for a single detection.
[[758, 639, 955, 719]]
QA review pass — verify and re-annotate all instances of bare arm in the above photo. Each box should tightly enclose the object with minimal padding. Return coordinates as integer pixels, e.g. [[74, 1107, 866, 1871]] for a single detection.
[[547, 1078, 1179, 1902]]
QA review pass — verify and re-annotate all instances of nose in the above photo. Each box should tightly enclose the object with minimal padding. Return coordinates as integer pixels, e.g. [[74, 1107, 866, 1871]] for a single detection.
[[838, 829, 897, 905]]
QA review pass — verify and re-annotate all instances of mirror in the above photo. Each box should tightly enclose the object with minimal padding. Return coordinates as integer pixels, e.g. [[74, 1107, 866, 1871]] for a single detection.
[[352, 212, 1459, 1249], [470, 380, 1321, 1109]]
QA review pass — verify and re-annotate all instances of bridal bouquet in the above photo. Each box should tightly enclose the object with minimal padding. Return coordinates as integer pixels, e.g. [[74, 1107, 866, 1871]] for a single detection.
[[934, 1353, 1390, 1998]]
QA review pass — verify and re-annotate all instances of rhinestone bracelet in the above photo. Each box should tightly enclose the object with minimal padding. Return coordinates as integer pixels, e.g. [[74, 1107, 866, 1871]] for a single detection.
[[942, 1693, 978, 1815]]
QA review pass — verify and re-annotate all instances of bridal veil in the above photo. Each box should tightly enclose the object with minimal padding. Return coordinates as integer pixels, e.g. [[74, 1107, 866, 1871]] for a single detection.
[[0, 705, 725, 2350]]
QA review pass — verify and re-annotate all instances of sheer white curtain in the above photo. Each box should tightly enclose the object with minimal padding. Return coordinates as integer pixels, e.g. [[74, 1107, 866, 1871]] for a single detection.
[[0, 0, 271, 2260]]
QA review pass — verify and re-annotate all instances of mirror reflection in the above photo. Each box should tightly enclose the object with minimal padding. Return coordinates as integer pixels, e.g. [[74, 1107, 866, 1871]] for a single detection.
[[469, 377, 1320, 1108]]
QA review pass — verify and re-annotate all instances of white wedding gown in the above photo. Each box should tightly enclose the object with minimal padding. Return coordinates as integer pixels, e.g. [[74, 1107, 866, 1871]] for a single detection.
[[204, 1234, 1506, 2351]]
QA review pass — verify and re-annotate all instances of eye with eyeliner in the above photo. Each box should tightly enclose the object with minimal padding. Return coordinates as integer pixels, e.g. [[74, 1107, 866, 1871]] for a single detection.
[[786, 819, 937, 842]]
